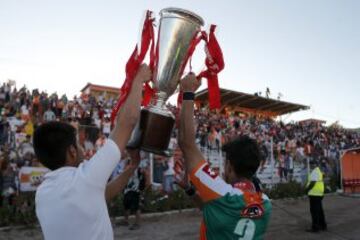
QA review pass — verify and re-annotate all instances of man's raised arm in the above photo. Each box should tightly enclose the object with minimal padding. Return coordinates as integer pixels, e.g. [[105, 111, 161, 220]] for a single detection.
[[105, 149, 141, 202], [177, 73, 203, 173], [178, 75, 233, 204], [81, 64, 151, 188], [110, 64, 151, 153]]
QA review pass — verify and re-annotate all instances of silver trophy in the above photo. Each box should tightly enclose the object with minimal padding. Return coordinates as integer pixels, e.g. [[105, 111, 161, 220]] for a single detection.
[[127, 8, 204, 156]]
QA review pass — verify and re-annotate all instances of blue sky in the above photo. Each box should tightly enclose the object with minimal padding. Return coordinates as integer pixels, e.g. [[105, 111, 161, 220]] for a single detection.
[[0, 0, 359, 127]]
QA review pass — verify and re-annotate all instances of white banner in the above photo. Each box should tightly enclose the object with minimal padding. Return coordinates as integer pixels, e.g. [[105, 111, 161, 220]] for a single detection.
[[19, 167, 49, 192]]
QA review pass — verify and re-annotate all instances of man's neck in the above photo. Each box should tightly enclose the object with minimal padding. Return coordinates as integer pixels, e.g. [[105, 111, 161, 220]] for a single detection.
[[231, 176, 251, 185], [232, 177, 256, 192]]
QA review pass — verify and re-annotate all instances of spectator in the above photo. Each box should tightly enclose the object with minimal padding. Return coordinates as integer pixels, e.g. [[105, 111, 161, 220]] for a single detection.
[[96, 132, 107, 150], [163, 157, 175, 193], [278, 150, 287, 182], [0, 157, 17, 208], [103, 118, 111, 138], [0, 78, 358, 204], [43, 108, 56, 122], [153, 155, 168, 185], [120, 165, 145, 230], [285, 153, 294, 181], [18, 135, 34, 158]]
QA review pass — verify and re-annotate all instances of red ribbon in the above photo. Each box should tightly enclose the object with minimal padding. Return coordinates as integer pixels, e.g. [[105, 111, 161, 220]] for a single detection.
[[198, 25, 224, 109], [177, 25, 224, 109], [176, 31, 206, 107], [110, 11, 155, 123]]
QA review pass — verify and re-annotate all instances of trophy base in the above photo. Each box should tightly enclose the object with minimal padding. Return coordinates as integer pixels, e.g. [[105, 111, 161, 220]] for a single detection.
[[127, 108, 175, 157]]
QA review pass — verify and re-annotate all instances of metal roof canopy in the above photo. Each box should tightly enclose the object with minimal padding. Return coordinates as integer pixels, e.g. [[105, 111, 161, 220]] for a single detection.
[[195, 88, 310, 116], [80, 83, 120, 93]]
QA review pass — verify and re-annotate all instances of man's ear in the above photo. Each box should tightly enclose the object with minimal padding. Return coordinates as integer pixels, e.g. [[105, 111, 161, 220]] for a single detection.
[[67, 145, 77, 162], [227, 162, 234, 175]]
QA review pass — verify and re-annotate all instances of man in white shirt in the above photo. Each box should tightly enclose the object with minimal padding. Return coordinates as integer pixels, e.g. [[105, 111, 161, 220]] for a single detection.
[[20, 104, 29, 116], [7, 116, 24, 132], [103, 118, 112, 138], [34, 64, 151, 240], [43, 108, 56, 122], [163, 157, 175, 193]]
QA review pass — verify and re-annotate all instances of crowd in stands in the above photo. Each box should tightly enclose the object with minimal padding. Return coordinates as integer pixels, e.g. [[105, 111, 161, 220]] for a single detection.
[[194, 108, 360, 183], [1, 82, 360, 206]]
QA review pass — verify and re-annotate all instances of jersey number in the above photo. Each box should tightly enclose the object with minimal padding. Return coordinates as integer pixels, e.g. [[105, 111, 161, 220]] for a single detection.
[[234, 219, 255, 240]]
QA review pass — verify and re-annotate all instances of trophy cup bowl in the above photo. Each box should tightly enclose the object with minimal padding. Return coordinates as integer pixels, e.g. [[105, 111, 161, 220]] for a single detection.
[[127, 8, 204, 156]]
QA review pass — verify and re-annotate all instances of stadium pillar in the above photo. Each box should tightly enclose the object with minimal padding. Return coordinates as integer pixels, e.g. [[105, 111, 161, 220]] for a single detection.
[[150, 153, 154, 185]]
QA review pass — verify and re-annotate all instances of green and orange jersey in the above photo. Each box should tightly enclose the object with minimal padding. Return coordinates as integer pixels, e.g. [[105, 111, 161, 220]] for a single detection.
[[190, 160, 272, 240]]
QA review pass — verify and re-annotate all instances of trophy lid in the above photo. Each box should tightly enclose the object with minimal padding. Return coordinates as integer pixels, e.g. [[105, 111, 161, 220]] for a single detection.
[[160, 7, 204, 27]]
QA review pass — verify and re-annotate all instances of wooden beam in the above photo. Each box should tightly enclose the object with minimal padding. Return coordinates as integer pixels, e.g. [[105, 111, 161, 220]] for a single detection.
[[275, 106, 299, 114], [220, 90, 234, 100], [270, 103, 294, 111], [278, 106, 305, 114], [235, 96, 259, 106], [222, 94, 249, 105], [257, 101, 284, 110]]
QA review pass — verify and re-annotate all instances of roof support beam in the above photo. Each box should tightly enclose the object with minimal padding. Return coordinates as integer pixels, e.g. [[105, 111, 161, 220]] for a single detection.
[[195, 88, 310, 116], [257, 101, 284, 110], [271, 104, 299, 112], [195, 89, 209, 100], [235, 96, 258, 106], [278, 105, 309, 115], [219, 90, 234, 100], [222, 94, 249, 105]]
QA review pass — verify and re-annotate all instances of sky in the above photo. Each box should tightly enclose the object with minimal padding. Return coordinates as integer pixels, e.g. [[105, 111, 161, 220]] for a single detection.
[[0, 0, 359, 128]]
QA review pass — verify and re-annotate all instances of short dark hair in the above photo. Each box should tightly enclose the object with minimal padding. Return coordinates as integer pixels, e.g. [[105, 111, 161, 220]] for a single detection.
[[309, 160, 318, 166], [222, 136, 261, 179], [33, 122, 77, 170]]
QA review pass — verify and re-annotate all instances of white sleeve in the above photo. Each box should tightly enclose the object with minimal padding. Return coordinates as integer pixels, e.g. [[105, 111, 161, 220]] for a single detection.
[[189, 161, 238, 202], [78, 139, 121, 189], [310, 169, 320, 182]]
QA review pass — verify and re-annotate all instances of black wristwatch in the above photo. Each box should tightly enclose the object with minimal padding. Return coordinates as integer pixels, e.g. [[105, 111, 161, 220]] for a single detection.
[[183, 91, 195, 101]]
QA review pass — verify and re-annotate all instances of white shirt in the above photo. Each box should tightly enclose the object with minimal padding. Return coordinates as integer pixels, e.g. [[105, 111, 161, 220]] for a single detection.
[[36, 139, 121, 240], [216, 131, 222, 141], [103, 122, 111, 134], [15, 132, 27, 147], [43, 110, 56, 122], [21, 105, 29, 115], [8, 117, 24, 132], [168, 137, 177, 150], [163, 157, 175, 176], [310, 168, 321, 182], [296, 147, 304, 156], [94, 118, 101, 128]]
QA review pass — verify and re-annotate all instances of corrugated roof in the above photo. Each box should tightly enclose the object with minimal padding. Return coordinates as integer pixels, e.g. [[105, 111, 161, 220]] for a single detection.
[[195, 88, 309, 116], [80, 83, 120, 93]]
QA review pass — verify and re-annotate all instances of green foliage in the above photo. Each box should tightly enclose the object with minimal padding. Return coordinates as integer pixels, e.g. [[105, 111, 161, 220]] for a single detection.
[[108, 194, 125, 217], [327, 174, 340, 193], [264, 181, 306, 199], [0, 192, 37, 227], [108, 188, 195, 217], [1, 183, 316, 227], [0, 189, 197, 227]]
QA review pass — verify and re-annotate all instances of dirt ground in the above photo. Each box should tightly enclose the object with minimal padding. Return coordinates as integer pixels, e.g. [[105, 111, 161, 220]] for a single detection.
[[0, 195, 359, 240]]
